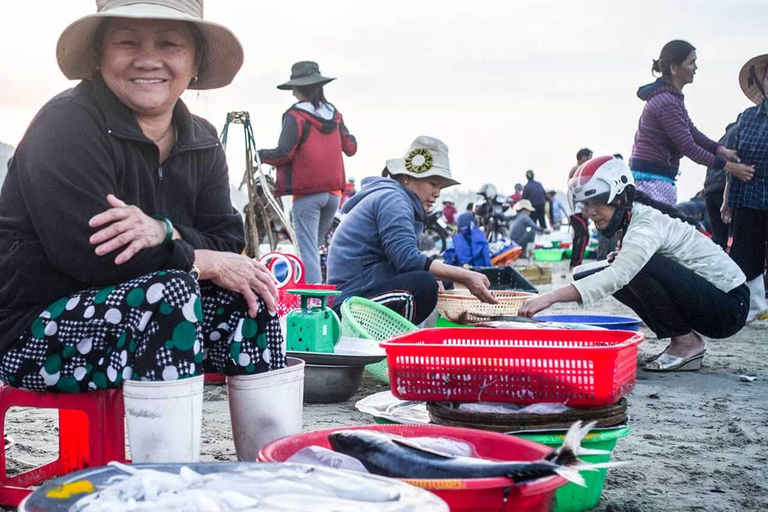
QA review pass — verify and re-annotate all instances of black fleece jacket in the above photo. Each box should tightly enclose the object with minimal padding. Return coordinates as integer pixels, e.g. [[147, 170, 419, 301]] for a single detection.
[[0, 76, 245, 353]]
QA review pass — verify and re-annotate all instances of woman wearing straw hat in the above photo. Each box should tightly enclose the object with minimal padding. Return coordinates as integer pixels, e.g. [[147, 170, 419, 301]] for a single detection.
[[327, 136, 496, 325], [721, 54, 768, 322], [259, 61, 357, 284], [629, 40, 755, 206], [0, 0, 287, 463]]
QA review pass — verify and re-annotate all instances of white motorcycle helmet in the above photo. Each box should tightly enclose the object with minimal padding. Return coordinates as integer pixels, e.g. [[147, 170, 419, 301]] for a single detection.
[[568, 156, 635, 237]]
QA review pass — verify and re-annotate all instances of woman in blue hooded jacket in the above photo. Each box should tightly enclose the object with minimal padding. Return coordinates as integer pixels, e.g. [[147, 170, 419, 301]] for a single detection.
[[327, 136, 495, 324]]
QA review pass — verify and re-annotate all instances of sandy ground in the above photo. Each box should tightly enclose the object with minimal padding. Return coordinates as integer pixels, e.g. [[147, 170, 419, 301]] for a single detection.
[[4, 261, 767, 511]]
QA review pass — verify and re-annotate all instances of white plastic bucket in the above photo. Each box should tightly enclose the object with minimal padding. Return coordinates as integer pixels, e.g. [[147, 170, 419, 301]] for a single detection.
[[227, 357, 305, 461], [123, 375, 204, 463]]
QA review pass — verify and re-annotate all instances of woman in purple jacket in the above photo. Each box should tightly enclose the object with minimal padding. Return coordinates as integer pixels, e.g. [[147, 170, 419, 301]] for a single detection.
[[629, 40, 754, 206]]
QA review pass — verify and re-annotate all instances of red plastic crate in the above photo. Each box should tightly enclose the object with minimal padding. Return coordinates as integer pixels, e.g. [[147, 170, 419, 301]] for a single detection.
[[380, 328, 644, 407], [259, 424, 565, 512]]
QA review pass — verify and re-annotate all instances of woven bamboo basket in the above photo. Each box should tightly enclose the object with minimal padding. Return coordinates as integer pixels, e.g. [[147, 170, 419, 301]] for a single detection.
[[436, 289, 536, 324]]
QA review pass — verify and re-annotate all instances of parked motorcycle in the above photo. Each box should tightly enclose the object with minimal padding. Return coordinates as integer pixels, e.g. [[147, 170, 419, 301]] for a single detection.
[[475, 183, 511, 242], [418, 210, 450, 256]]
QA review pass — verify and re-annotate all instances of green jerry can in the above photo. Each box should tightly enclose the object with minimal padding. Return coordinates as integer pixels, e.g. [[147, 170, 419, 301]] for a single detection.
[[285, 289, 342, 353]]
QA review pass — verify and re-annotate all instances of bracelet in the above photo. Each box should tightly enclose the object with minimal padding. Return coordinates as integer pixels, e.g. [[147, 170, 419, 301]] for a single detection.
[[152, 216, 174, 244], [189, 264, 200, 281]]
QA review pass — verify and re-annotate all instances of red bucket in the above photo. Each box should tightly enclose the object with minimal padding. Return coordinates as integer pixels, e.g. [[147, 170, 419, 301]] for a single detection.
[[258, 424, 565, 512]]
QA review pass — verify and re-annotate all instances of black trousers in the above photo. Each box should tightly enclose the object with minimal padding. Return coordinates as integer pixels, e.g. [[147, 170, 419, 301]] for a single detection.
[[570, 213, 589, 267], [579, 254, 748, 339], [729, 207, 768, 281], [704, 192, 729, 250], [532, 204, 548, 229]]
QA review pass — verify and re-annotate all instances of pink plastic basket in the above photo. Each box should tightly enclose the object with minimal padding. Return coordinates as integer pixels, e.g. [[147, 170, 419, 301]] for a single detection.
[[380, 328, 644, 407]]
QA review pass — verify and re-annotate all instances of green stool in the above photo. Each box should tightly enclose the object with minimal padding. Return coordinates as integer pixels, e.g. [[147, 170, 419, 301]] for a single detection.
[[285, 289, 341, 353]]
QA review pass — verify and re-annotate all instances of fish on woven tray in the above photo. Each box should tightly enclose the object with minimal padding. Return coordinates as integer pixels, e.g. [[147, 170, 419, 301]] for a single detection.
[[437, 290, 534, 325], [328, 421, 624, 486]]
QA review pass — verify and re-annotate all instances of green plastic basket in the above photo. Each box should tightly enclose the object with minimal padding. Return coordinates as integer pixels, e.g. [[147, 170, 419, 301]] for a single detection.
[[514, 426, 630, 512], [340, 297, 417, 383], [534, 248, 565, 262], [434, 317, 474, 328]]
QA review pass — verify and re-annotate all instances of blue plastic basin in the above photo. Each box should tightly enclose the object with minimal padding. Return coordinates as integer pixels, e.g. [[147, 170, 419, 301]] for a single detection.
[[534, 314, 642, 331]]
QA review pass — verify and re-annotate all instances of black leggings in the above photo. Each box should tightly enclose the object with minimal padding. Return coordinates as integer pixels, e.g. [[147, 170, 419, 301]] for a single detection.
[[337, 271, 438, 325], [0, 270, 285, 393], [607, 254, 748, 339], [704, 192, 729, 251]]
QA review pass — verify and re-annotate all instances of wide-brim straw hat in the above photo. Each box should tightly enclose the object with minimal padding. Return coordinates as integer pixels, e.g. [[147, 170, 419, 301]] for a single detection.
[[386, 135, 460, 188], [56, 0, 244, 90], [277, 61, 335, 90], [514, 199, 534, 212], [739, 54, 768, 105]]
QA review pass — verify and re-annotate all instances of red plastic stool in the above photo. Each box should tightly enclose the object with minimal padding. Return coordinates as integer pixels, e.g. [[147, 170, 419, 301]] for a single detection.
[[204, 373, 226, 384], [0, 385, 126, 506]]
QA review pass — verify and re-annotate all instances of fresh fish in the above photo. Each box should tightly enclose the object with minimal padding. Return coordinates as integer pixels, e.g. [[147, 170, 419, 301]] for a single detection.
[[73, 462, 443, 511], [328, 422, 621, 486]]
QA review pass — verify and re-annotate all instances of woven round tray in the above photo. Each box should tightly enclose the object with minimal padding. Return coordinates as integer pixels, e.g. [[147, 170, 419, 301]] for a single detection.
[[427, 398, 628, 432], [436, 289, 536, 324]]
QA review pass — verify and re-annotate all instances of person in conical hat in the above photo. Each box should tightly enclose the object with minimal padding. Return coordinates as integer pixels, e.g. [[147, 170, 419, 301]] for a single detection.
[[327, 136, 496, 324], [0, 0, 289, 464], [722, 53, 768, 324]]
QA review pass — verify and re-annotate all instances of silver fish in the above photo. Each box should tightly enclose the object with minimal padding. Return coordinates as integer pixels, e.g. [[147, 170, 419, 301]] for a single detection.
[[328, 421, 622, 486]]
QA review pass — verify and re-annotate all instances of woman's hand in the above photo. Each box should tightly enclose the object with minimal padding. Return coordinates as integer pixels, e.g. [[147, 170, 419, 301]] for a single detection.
[[89, 194, 167, 265], [460, 270, 498, 304], [724, 161, 755, 182], [720, 203, 732, 225], [196, 250, 279, 317], [607, 250, 620, 263], [518, 293, 555, 317], [518, 284, 582, 318], [718, 147, 741, 163]]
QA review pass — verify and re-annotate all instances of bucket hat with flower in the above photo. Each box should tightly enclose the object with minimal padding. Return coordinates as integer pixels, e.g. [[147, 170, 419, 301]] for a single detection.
[[385, 136, 460, 187]]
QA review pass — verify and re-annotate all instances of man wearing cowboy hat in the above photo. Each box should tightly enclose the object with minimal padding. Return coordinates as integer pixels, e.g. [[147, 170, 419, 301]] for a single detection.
[[259, 61, 357, 284], [509, 199, 549, 256]]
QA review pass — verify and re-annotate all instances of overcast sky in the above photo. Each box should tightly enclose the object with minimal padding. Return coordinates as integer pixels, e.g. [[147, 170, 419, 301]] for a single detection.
[[1, 0, 765, 202]]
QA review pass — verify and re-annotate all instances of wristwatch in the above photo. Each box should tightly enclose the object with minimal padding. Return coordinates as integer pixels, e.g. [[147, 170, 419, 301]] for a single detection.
[[190, 264, 201, 281]]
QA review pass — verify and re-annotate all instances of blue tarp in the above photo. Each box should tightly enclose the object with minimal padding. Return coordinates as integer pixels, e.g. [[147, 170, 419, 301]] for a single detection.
[[442, 222, 491, 267]]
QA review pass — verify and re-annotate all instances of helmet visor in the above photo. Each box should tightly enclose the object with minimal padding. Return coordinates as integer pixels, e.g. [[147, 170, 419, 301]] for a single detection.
[[569, 175, 611, 205]]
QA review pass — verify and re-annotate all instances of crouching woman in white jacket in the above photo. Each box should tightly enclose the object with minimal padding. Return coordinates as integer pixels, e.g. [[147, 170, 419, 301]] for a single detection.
[[518, 156, 749, 372]]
